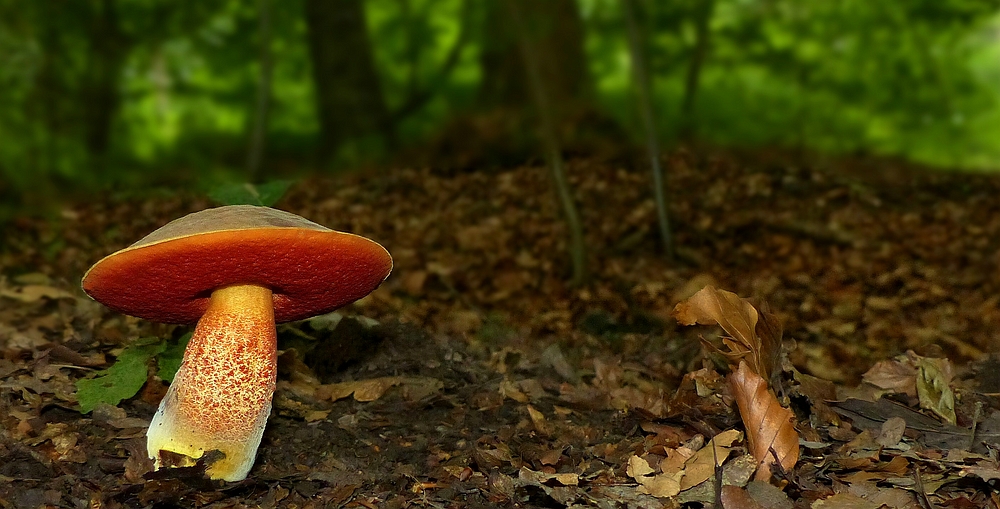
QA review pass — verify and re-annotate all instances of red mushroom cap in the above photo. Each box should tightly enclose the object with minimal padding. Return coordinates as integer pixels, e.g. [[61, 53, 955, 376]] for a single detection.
[[82, 205, 392, 324]]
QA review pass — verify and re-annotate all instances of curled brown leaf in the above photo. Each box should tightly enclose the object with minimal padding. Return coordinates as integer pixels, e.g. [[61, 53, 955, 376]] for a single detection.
[[672, 286, 781, 383], [729, 361, 799, 480]]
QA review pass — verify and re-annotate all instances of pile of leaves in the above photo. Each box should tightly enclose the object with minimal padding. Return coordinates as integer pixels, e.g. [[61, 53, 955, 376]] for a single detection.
[[3, 148, 1000, 507]]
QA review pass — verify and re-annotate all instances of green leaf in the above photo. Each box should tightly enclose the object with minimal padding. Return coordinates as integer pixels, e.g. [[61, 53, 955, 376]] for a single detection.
[[255, 180, 295, 206], [208, 180, 294, 206], [76, 338, 166, 413], [157, 332, 192, 382]]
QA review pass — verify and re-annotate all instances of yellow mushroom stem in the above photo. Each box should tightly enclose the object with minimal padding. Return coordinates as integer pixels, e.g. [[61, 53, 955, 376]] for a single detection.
[[146, 284, 277, 481]]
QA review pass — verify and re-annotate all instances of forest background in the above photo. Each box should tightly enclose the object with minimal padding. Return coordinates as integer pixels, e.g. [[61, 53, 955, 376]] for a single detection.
[[5, 2, 1000, 505], [3, 0, 1000, 224]]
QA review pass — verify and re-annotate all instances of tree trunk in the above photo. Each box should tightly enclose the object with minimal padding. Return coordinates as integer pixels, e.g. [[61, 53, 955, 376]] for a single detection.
[[247, 0, 273, 179], [622, 0, 674, 259], [479, 0, 592, 122], [81, 0, 130, 167], [678, 0, 715, 142], [304, 0, 394, 164], [505, 0, 589, 286]]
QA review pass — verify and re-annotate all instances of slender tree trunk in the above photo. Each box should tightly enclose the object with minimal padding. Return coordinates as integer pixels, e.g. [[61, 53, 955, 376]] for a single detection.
[[678, 0, 715, 141], [34, 15, 62, 178], [247, 0, 273, 179], [506, 0, 588, 286], [304, 0, 395, 164], [82, 0, 130, 167], [622, 0, 674, 259]]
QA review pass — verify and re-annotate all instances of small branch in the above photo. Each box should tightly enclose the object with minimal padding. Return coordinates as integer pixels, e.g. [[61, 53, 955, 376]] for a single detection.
[[913, 467, 936, 509], [678, 0, 715, 140]]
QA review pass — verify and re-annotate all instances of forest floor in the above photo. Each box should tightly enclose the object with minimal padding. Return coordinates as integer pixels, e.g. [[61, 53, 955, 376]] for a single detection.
[[3, 148, 1000, 508]]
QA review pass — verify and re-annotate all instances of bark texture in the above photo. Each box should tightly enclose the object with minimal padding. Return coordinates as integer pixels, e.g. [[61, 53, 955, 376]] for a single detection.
[[478, 0, 592, 119], [304, 0, 394, 163]]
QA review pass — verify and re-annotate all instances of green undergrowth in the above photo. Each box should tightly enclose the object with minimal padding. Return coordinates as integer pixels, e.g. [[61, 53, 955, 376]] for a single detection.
[[75, 334, 190, 413]]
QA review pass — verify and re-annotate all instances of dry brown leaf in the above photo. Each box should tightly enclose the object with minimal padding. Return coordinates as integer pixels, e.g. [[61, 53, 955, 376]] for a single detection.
[[730, 361, 799, 481], [317, 377, 406, 402], [626, 454, 655, 477], [810, 492, 880, 509], [679, 429, 741, 490], [526, 405, 550, 436], [304, 410, 332, 422], [499, 378, 529, 403], [660, 445, 696, 475], [875, 417, 906, 448], [627, 455, 682, 498], [637, 472, 682, 498], [861, 359, 917, 397], [0, 284, 76, 303], [518, 467, 579, 487], [720, 485, 765, 509], [673, 286, 759, 346], [673, 286, 781, 383]]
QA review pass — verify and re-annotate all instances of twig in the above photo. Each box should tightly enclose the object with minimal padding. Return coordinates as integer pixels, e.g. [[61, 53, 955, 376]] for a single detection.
[[968, 401, 983, 452], [711, 434, 723, 509], [913, 467, 936, 509]]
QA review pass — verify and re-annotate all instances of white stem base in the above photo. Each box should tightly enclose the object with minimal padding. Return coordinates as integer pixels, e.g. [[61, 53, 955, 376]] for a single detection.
[[146, 284, 277, 481]]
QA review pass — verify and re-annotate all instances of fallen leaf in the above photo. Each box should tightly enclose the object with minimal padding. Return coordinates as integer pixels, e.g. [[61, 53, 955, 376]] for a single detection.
[[0, 284, 76, 302], [627, 454, 684, 498], [304, 410, 331, 422], [810, 492, 879, 509], [627, 454, 655, 477], [526, 405, 550, 436], [729, 361, 799, 480], [680, 429, 742, 490], [875, 417, 906, 448], [915, 357, 956, 425], [861, 359, 917, 397], [720, 485, 765, 509], [517, 467, 578, 486], [315, 377, 441, 403], [499, 378, 529, 403], [75, 338, 166, 413], [637, 471, 682, 498], [538, 447, 564, 466], [673, 286, 781, 383]]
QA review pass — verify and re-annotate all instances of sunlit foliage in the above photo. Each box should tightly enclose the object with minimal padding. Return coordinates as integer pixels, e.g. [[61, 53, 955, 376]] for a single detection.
[[1, 0, 999, 212]]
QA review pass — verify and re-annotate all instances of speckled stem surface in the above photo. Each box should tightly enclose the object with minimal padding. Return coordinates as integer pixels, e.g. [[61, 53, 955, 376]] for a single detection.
[[146, 284, 277, 481]]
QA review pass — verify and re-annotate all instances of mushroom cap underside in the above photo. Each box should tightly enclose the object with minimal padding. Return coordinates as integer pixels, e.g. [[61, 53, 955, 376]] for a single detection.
[[82, 227, 392, 324]]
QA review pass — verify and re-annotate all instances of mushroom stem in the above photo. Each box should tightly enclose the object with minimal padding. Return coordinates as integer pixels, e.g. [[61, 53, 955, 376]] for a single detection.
[[146, 284, 277, 481]]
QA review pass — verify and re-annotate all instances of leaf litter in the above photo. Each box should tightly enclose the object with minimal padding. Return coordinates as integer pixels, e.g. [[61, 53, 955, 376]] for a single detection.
[[3, 149, 1000, 507]]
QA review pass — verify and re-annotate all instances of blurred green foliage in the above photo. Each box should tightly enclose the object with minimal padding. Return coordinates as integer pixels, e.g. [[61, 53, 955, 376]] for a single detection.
[[1, 0, 999, 217], [208, 179, 294, 206]]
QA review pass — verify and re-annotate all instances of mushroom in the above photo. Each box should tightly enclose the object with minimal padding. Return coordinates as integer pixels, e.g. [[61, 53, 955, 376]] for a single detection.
[[82, 205, 392, 481]]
